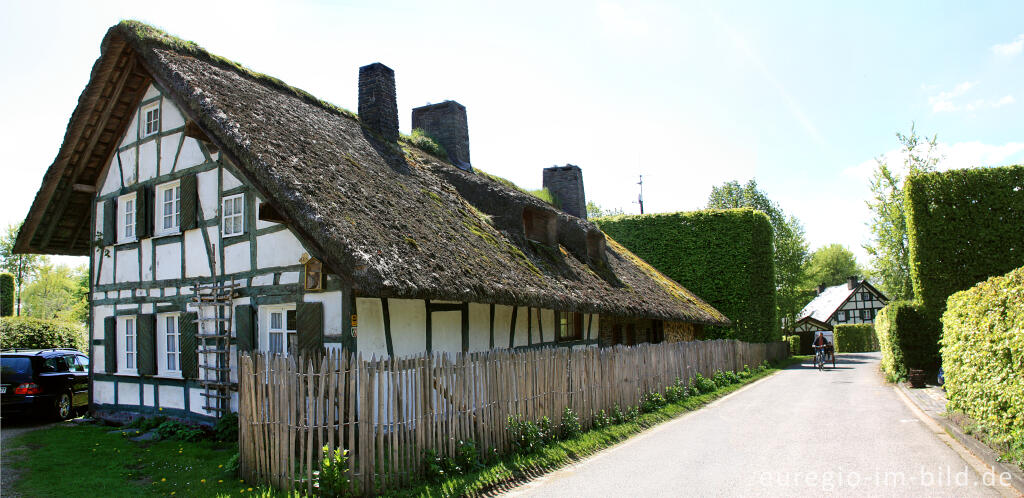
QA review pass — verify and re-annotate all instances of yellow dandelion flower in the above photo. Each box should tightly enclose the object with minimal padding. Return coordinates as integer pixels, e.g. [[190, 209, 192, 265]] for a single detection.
[[159, 407, 163, 411], [201, 479, 206, 483], [218, 480, 223, 483], [247, 488, 253, 492], [161, 478, 167, 482], [218, 464, 223, 468]]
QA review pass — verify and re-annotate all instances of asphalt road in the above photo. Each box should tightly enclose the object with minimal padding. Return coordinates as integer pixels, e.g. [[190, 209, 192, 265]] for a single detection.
[[505, 353, 1007, 497]]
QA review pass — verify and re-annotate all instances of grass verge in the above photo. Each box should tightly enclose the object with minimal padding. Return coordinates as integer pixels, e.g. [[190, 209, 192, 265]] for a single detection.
[[395, 355, 804, 497]]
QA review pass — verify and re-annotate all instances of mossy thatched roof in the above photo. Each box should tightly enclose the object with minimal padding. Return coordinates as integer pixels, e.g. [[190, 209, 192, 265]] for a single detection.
[[16, 20, 729, 325]]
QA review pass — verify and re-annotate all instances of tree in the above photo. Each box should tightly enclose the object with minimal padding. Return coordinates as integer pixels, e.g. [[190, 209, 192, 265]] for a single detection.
[[864, 124, 939, 301], [0, 222, 47, 316], [707, 179, 810, 336], [586, 201, 625, 218], [22, 264, 88, 324], [804, 244, 862, 288]]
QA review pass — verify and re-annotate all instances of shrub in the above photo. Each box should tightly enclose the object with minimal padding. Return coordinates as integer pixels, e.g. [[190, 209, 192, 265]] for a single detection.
[[639, 391, 666, 413], [833, 324, 878, 353], [126, 415, 167, 432], [0, 273, 13, 317], [214, 411, 239, 442], [876, 301, 940, 381], [592, 410, 612, 429], [0, 316, 87, 351], [506, 416, 544, 455], [406, 128, 448, 159], [942, 266, 1024, 451], [664, 378, 688, 403], [595, 209, 776, 342], [786, 335, 800, 355], [560, 407, 582, 439], [611, 404, 627, 424], [317, 446, 351, 496], [690, 373, 717, 394], [155, 419, 205, 442], [712, 370, 730, 388]]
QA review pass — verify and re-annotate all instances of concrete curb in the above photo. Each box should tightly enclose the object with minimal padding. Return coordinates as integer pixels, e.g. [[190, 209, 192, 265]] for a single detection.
[[897, 383, 1024, 497]]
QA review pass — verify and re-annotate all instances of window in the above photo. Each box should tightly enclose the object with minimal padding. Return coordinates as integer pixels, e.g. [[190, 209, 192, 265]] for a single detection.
[[158, 313, 180, 376], [121, 316, 137, 372], [861, 292, 871, 302], [263, 306, 296, 355], [557, 312, 583, 341], [860, 309, 870, 321], [836, 311, 846, 322], [118, 192, 137, 243], [155, 181, 181, 235], [222, 194, 245, 237], [74, 355, 89, 372], [142, 102, 161, 138]]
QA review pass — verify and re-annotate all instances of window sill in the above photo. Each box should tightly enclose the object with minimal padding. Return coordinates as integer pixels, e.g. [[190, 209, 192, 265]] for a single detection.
[[222, 231, 246, 239], [154, 373, 183, 380], [115, 238, 138, 246], [152, 230, 181, 239]]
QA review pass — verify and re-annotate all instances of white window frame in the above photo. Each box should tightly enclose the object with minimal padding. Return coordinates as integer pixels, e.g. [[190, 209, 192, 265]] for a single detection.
[[261, 304, 296, 356], [155, 180, 181, 236], [836, 310, 846, 322], [157, 313, 181, 377], [118, 192, 137, 243], [222, 193, 245, 237], [119, 316, 137, 374], [141, 102, 161, 138]]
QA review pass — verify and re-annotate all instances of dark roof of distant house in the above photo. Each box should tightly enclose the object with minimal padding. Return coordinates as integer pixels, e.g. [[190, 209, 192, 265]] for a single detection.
[[798, 279, 887, 323], [14, 21, 729, 325]]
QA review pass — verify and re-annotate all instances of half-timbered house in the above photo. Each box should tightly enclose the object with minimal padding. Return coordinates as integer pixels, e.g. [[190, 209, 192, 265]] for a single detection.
[[794, 277, 889, 341]]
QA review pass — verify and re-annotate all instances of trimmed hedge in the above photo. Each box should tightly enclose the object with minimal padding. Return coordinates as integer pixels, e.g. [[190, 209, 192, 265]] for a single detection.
[[0, 316, 87, 352], [0, 272, 13, 317], [876, 301, 940, 380], [833, 324, 878, 353], [786, 335, 800, 355], [906, 165, 1024, 320], [942, 266, 1024, 448], [595, 209, 776, 342]]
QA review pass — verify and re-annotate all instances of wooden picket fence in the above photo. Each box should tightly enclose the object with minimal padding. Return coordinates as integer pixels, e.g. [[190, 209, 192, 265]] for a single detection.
[[237, 339, 787, 495]]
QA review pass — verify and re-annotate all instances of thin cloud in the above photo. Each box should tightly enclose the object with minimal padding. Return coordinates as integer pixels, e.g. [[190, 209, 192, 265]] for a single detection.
[[991, 34, 1024, 56], [928, 82, 1013, 113], [842, 140, 1024, 181]]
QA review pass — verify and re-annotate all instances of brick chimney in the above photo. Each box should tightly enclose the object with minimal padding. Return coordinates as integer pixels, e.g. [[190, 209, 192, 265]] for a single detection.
[[358, 63, 398, 141], [411, 101, 471, 171], [847, 276, 858, 290], [543, 165, 587, 219], [817, 283, 827, 295]]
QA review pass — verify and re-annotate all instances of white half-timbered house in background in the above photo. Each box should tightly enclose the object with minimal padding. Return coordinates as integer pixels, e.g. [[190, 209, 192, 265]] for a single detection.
[[794, 277, 889, 341], [15, 21, 729, 423]]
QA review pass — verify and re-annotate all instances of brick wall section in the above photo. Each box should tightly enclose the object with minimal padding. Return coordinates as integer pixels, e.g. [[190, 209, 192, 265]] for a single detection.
[[358, 63, 399, 141], [411, 101, 471, 170], [543, 165, 586, 219]]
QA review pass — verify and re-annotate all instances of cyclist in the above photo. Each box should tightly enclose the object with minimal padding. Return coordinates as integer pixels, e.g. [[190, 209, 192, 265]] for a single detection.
[[812, 332, 832, 368]]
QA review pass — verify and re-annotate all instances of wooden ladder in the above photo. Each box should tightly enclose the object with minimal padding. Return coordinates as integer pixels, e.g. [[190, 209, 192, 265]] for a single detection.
[[192, 281, 239, 417]]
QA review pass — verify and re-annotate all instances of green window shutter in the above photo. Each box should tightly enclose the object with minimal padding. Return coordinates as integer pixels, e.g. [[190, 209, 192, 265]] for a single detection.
[[135, 185, 153, 239], [137, 314, 156, 375], [180, 174, 198, 230], [235, 304, 255, 352], [103, 316, 117, 373], [179, 313, 198, 378], [296, 301, 324, 356], [103, 199, 117, 245]]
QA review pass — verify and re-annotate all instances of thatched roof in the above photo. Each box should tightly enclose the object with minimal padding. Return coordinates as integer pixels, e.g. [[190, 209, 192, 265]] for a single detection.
[[15, 21, 729, 325]]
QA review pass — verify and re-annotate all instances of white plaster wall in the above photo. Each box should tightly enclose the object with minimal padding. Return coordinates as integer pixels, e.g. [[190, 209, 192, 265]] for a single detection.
[[468, 303, 490, 352], [92, 346, 106, 374], [256, 229, 304, 269], [95, 201, 104, 234], [530, 309, 541, 344], [143, 84, 160, 100], [159, 133, 180, 176], [119, 148, 137, 186], [389, 298, 426, 357], [189, 388, 212, 416], [143, 384, 155, 406], [356, 297, 387, 357], [197, 169, 219, 220], [492, 305, 513, 349], [155, 242, 181, 280], [223, 241, 250, 274], [223, 169, 243, 190], [118, 382, 141, 406], [96, 249, 113, 285], [94, 380, 115, 405], [92, 306, 113, 343], [120, 111, 139, 148], [115, 248, 140, 283], [184, 230, 211, 278], [177, 138, 206, 171], [158, 385, 185, 409], [162, 97, 185, 130], [304, 291, 343, 337], [588, 314, 599, 340], [280, 272, 299, 284], [251, 274, 274, 286], [101, 155, 121, 195], [140, 239, 153, 281], [432, 310, 462, 354], [513, 306, 529, 347], [539, 309, 555, 344], [138, 140, 158, 182]]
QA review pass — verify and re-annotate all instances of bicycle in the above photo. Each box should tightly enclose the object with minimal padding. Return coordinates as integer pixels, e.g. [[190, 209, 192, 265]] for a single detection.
[[813, 345, 828, 371]]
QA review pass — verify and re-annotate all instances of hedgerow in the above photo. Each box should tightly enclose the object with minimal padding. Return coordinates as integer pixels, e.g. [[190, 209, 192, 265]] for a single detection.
[[941, 266, 1024, 451], [786, 335, 800, 355], [0, 272, 13, 317], [833, 324, 878, 353], [595, 209, 775, 342], [0, 316, 87, 352], [875, 301, 940, 381]]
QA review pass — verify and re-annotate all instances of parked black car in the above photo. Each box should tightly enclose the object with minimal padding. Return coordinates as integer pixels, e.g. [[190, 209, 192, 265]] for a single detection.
[[1, 349, 90, 420]]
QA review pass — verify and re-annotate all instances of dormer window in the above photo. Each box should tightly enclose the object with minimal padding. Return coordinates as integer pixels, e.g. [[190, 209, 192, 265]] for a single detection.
[[142, 102, 161, 138], [586, 229, 606, 265], [522, 207, 556, 245]]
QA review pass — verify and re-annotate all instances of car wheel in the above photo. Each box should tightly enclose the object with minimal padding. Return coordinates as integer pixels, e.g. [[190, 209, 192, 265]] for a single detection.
[[55, 392, 72, 420]]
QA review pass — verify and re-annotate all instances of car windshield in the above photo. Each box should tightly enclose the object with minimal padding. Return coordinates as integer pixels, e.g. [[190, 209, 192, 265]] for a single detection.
[[1, 357, 34, 383]]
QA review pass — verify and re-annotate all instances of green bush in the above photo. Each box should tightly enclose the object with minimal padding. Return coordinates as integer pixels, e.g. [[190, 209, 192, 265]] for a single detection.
[[0, 273, 13, 317], [595, 209, 776, 342], [906, 164, 1024, 323], [833, 324, 878, 353], [0, 316, 87, 352], [942, 266, 1024, 451], [318, 446, 351, 495], [213, 411, 238, 442], [876, 301, 940, 381], [786, 335, 800, 355], [407, 128, 448, 159], [560, 407, 582, 439]]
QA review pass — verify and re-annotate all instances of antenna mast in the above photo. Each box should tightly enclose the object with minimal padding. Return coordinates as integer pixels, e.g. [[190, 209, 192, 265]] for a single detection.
[[637, 175, 645, 214]]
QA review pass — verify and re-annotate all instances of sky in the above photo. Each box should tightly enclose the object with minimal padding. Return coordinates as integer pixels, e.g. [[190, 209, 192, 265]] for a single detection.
[[1, 0, 1022, 271]]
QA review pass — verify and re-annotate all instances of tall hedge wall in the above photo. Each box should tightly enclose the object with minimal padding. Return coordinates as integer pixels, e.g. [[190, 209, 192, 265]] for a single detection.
[[876, 301, 940, 381], [906, 164, 1024, 320], [595, 208, 776, 342], [833, 324, 878, 353], [0, 272, 13, 317], [0, 316, 88, 352], [942, 266, 1024, 448]]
